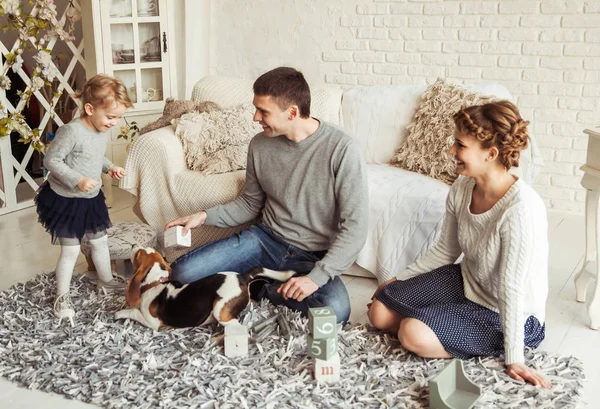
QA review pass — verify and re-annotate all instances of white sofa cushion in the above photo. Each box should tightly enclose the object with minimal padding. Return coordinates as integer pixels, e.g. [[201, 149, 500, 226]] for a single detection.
[[342, 84, 425, 164]]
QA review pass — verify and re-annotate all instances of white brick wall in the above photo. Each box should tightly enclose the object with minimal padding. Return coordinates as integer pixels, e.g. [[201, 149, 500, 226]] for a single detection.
[[211, 0, 600, 214]]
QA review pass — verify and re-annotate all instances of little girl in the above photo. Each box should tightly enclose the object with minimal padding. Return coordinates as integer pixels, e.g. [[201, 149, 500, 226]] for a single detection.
[[35, 74, 134, 324], [368, 101, 551, 388]]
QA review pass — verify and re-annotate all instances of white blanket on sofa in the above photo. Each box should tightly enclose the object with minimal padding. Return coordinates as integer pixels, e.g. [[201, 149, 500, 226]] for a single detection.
[[356, 164, 449, 282]]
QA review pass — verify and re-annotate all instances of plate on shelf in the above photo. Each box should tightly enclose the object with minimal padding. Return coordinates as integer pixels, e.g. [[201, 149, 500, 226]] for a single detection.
[[137, 12, 158, 17], [141, 55, 161, 62]]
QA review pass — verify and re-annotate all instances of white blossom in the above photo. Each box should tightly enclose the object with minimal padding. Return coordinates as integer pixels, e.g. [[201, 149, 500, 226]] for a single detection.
[[11, 54, 23, 73], [31, 76, 45, 91], [0, 76, 11, 90], [66, 6, 81, 23], [37, 0, 57, 20], [33, 51, 59, 81], [3, 0, 20, 15], [34, 50, 53, 66], [10, 118, 29, 137]]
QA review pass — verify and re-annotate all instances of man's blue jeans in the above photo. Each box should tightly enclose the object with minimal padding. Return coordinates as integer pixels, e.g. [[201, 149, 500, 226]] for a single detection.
[[170, 222, 351, 324]]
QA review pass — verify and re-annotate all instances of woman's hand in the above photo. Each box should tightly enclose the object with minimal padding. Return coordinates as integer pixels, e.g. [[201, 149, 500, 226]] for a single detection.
[[164, 211, 207, 235], [506, 363, 552, 388]]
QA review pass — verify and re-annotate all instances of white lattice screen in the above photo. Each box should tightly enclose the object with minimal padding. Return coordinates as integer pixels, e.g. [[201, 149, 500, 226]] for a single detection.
[[0, 0, 85, 215]]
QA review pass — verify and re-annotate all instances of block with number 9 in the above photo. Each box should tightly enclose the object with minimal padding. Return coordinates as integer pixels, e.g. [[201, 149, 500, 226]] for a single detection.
[[308, 306, 337, 339]]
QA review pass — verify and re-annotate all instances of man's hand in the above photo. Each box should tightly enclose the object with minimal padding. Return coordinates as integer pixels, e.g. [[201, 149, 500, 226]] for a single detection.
[[107, 165, 126, 180], [165, 211, 207, 235], [506, 363, 552, 388], [77, 176, 99, 193], [277, 276, 319, 302]]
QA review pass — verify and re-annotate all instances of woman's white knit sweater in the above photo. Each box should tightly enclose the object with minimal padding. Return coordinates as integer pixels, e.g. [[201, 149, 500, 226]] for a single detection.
[[397, 176, 548, 365]]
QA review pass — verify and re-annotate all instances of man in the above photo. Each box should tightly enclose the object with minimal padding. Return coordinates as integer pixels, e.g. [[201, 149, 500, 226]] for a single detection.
[[165, 67, 367, 324]]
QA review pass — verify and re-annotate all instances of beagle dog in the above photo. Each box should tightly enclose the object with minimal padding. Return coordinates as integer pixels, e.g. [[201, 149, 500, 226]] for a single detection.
[[114, 247, 296, 331]]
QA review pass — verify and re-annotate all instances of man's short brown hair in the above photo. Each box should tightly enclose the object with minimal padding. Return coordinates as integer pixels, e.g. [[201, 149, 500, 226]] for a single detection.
[[253, 67, 311, 118]]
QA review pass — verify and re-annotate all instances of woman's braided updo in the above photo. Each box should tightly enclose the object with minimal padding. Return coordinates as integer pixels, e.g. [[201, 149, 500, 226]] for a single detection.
[[453, 100, 530, 169]]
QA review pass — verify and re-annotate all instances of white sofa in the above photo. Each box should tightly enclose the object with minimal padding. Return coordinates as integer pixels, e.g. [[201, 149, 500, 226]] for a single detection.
[[120, 76, 542, 283]]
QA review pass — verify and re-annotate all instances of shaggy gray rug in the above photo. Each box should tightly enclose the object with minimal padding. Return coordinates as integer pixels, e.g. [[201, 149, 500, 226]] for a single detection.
[[0, 274, 586, 409]]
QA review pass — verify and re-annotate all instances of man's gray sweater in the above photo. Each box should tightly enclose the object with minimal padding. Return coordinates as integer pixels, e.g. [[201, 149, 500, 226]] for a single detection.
[[205, 121, 368, 287], [44, 118, 112, 198]]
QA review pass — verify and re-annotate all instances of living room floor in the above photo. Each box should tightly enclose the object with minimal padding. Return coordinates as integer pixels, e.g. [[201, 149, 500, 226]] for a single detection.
[[0, 188, 598, 408]]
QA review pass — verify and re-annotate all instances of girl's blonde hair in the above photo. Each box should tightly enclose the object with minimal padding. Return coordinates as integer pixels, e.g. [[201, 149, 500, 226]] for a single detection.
[[453, 100, 529, 169], [74, 74, 133, 114]]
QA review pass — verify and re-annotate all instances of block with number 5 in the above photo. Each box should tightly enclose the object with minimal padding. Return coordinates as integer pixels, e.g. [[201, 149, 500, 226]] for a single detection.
[[307, 334, 337, 360], [308, 306, 337, 339]]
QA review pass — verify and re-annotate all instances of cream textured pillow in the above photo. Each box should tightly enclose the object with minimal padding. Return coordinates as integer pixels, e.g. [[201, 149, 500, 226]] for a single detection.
[[389, 78, 496, 185], [176, 103, 262, 175]]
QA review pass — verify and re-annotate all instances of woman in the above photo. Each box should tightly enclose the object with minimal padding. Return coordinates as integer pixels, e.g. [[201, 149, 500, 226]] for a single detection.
[[368, 101, 551, 388]]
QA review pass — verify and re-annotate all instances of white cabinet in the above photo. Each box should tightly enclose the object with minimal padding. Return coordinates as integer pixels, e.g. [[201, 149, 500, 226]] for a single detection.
[[81, 0, 177, 167]]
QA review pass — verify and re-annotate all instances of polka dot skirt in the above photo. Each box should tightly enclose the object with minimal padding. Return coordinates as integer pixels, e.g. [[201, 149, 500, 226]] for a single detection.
[[375, 264, 545, 360]]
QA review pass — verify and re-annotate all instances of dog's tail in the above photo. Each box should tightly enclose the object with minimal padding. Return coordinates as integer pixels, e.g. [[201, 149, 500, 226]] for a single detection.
[[241, 267, 296, 284]]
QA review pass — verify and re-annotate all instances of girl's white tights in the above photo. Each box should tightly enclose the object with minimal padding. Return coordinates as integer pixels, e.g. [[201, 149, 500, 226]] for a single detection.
[[55, 233, 113, 295], [87, 235, 114, 283], [55, 244, 80, 296]]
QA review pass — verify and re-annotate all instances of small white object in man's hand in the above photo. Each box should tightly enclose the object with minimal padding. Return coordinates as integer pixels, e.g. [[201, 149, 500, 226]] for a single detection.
[[163, 225, 191, 249]]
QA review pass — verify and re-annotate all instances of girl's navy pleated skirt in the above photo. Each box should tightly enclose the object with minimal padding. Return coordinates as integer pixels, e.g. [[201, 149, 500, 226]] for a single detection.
[[375, 264, 545, 360], [35, 182, 111, 244]]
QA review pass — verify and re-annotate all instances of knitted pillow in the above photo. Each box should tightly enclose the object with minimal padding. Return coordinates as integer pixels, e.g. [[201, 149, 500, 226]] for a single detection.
[[176, 103, 262, 175], [389, 78, 496, 185], [139, 98, 221, 135]]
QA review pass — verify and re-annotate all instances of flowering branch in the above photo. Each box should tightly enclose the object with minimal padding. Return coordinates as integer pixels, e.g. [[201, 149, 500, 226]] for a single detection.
[[117, 117, 139, 144], [0, 0, 81, 152]]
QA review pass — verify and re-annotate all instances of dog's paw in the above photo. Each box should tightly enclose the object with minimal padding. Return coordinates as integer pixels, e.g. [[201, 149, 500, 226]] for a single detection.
[[115, 309, 130, 320]]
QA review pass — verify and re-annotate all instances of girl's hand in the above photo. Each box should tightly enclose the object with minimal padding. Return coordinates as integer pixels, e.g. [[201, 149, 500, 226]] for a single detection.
[[77, 177, 99, 193], [506, 363, 552, 388], [107, 165, 126, 180]]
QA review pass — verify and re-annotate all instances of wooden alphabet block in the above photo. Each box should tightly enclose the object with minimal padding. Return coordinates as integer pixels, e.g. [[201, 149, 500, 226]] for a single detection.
[[307, 334, 337, 360], [313, 353, 340, 383], [163, 226, 191, 249], [308, 306, 337, 339], [224, 323, 248, 357]]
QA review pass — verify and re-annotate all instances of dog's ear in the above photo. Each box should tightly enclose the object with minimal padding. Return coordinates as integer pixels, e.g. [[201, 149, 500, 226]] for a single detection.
[[126, 249, 147, 307], [126, 267, 145, 307]]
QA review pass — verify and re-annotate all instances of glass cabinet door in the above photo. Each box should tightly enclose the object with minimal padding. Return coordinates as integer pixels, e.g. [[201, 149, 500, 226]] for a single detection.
[[103, 0, 168, 111]]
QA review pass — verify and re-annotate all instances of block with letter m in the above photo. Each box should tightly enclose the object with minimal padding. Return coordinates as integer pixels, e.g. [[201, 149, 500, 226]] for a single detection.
[[313, 353, 340, 383]]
